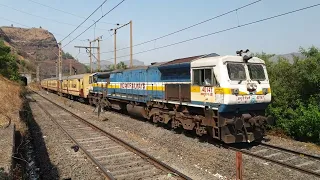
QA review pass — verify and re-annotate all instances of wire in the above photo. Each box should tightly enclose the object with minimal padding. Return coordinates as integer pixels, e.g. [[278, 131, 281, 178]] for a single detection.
[[0, 3, 110, 31], [103, 3, 320, 61], [62, 0, 126, 48], [59, 0, 109, 43], [101, 0, 262, 54], [27, 0, 118, 25], [0, 16, 30, 28], [0, 16, 86, 41]]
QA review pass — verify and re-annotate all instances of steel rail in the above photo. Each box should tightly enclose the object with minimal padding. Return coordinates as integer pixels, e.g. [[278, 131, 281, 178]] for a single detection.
[[33, 91, 192, 180], [260, 142, 320, 160], [226, 145, 320, 178], [34, 99, 115, 180]]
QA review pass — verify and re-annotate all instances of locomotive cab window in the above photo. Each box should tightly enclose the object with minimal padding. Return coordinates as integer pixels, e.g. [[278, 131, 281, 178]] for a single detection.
[[227, 63, 246, 80], [248, 64, 266, 80], [193, 68, 217, 86]]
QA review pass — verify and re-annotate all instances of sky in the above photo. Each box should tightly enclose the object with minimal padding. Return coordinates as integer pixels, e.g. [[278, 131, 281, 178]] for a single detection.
[[0, 0, 319, 65]]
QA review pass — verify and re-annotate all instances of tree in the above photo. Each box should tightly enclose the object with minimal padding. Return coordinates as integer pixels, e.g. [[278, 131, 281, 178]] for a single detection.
[[62, 51, 74, 59], [256, 46, 320, 143], [108, 61, 127, 70], [0, 40, 19, 81]]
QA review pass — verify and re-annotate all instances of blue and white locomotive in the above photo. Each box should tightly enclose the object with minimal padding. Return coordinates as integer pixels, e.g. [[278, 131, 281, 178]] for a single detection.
[[87, 51, 272, 143]]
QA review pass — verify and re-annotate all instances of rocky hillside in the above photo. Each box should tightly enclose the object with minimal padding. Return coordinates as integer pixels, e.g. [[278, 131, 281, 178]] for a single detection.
[[0, 26, 87, 78], [1, 26, 58, 61]]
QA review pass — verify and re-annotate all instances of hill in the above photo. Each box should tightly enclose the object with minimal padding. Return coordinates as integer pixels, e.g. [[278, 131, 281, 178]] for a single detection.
[[89, 59, 145, 70], [269, 52, 306, 63], [0, 26, 87, 79]]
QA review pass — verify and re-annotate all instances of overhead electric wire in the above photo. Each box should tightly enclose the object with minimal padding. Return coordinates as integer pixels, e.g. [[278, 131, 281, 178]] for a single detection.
[[0, 3, 110, 31], [0, 16, 88, 41], [59, 0, 109, 43], [103, 3, 320, 61], [27, 0, 118, 25], [62, 0, 126, 48], [101, 0, 262, 54]]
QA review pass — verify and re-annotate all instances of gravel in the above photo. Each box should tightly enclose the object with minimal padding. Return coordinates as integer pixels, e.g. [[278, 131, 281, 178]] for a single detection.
[[28, 96, 105, 180], [38, 90, 320, 180], [0, 124, 14, 179]]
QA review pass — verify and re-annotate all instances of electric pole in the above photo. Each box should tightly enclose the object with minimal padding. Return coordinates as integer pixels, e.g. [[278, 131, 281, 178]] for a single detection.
[[89, 36, 102, 72], [89, 41, 92, 73], [97, 38, 101, 71], [74, 44, 98, 73], [58, 43, 62, 93], [110, 20, 133, 69], [114, 29, 117, 68], [69, 59, 72, 75], [130, 20, 133, 68]]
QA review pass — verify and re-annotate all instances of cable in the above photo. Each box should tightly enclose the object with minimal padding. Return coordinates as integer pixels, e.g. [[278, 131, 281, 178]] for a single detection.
[[103, 3, 320, 61], [27, 0, 118, 25], [62, 0, 126, 48], [0, 16, 86, 41], [101, 0, 262, 54], [59, 0, 109, 43], [0, 3, 110, 31]]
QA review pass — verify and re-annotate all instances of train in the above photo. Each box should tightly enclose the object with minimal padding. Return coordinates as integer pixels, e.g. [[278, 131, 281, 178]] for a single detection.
[[41, 51, 272, 144]]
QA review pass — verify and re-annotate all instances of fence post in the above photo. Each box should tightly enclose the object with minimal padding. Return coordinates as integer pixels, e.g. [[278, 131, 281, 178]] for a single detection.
[[236, 151, 243, 180]]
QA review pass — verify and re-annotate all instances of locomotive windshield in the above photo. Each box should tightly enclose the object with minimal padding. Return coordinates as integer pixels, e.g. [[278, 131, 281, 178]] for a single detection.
[[227, 63, 246, 80], [248, 64, 265, 80]]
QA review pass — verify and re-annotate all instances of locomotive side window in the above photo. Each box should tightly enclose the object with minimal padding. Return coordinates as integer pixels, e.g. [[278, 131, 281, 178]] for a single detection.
[[248, 64, 265, 80], [227, 63, 246, 80], [193, 68, 217, 86]]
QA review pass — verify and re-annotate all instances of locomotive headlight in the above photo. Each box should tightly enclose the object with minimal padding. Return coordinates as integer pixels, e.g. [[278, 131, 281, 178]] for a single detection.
[[247, 83, 253, 89], [262, 88, 268, 95], [253, 83, 257, 89], [232, 88, 239, 95]]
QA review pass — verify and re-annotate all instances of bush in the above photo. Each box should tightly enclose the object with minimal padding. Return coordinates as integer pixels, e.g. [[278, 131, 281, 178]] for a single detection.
[[0, 40, 19, 81], [287, 101, 320, 142], [256, 46, 320, 143]]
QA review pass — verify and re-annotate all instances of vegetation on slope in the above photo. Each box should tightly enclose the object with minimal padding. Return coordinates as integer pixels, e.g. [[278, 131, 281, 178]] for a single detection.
[[0, 39, 19, 81], [256, 46, 320, 143]]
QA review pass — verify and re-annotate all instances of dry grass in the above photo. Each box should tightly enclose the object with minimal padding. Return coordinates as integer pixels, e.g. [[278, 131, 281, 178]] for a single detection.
[[28, 82, 41, 91], [1, 27, 53, 41], [0, 75, 22, 129]]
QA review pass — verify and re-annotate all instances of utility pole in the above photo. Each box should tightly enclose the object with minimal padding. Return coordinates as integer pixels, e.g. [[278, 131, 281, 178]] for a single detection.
[[58, 43, 62, 94], [36, 65, 40, 82], [110, 20, 133, 69], [74, 44, 98, 73], [130, 20, 133, 68], [97, 38, 101, 71], [69, 59, 72, 75], [89, 41, 92, 73], [114, 29, 117, 68], [89, 36, 102, 72]]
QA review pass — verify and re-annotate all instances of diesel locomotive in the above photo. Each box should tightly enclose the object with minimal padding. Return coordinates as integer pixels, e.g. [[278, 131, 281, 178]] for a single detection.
[[41, 51, 272, 143]]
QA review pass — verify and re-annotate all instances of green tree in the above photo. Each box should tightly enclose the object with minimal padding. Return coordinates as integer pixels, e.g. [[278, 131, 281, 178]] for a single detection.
[[0, 40, 19, 80], [62, 51, 75, 59], [256, 46, 320, 143], [108, 61, 127, 70]]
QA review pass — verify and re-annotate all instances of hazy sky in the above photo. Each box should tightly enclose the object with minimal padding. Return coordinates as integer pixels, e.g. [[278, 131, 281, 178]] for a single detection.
[[0, 0, 319, 65]]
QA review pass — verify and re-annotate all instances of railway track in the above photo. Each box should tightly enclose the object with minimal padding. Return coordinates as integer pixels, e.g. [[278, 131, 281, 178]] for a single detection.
[[227, 142, 320, 178], [30, 92, 191, 180]]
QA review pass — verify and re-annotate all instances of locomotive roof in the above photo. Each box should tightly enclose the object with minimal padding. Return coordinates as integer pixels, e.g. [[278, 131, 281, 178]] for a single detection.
[[191, 55, 265, 67], [160, 53, 219, 66]]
